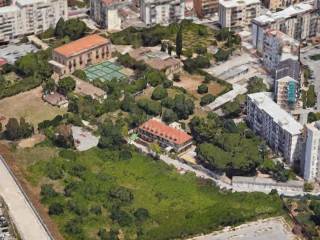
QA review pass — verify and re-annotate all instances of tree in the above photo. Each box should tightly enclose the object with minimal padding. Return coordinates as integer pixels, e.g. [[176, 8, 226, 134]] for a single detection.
[[134, 208, 149, 222], [58, 77, 76, 95], [222, 99, 241, 118], [40, 184, 58, 200], [98, 121, 125, 149], [176, 24, 183, 58], [55, 17, 65, 38], [42, 78, 56, 94], [48, 202, 64, 215], [145, 70, 167, 87], [162, 109, 178, 123], [247, 77, 267, 93], [111, 209, 133, 227], [151, 86, 168, 100], [173, 73, 180, 82], [54, 124, 74, 148], [109, 186, 134, 203], [214, 48, 231, 62], [200, 94, 215, 106], [137, 99, 162, 116], [4, 118, 20, 140], [163, 80, 173, 88], [62, 19, 87, 40], [73, 69, 87, 80], [197, 84, 208, 94], [172, 94, 194, 120]]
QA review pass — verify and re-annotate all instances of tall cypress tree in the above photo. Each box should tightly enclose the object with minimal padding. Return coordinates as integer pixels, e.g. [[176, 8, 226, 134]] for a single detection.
[[176, 24, 183, 58]]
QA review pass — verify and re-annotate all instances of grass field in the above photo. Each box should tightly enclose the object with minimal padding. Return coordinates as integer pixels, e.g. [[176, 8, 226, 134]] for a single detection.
[[0, 87, 66, 127], [16, 146, 284, 240]]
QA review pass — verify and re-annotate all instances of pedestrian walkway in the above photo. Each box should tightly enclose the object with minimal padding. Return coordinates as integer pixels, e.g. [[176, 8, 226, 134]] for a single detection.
[[0, 156, 52, 240]]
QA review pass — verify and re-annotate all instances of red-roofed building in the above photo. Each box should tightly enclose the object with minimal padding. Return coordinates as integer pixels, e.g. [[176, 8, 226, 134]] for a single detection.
[[137, 119, 193, 152], [49, 34, 112, 76]]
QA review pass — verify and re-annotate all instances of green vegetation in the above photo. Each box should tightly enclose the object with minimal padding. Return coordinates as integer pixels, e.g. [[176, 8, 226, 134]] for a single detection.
[[58, 77, 76, 95], [200, 94, 215, 106], [23, 146, 283, 240], [197, 84, 208, 94], [247, 77, 268, 94], [222, 95, 245, 118], [308, 112, 320, 123], [4, 117, 34, 140], [302, 85, 317, 108], [310, 54, 320, 61], [190, 113, 266, 176], [55, 18, 87, 41]]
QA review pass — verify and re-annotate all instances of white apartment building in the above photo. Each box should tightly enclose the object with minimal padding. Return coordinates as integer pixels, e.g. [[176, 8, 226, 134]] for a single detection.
[[90, 0, 130, 30], [262, 29, 300, 80], [0, 0, 67, 42], [140, 0, 185, 26], [218, 0, 261, 29], [303, 121, 320, 182], [252, 2, 320, 49], [274, 76, 299, 110], [247, 92, 303, 165]]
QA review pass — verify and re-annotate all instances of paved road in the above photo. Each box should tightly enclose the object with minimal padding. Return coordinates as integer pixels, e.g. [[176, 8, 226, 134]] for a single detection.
[[189, 218, 295, 240], [0, 156, 52, 240]]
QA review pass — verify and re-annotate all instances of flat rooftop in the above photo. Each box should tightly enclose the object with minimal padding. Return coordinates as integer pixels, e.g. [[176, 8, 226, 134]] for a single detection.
[[219, 0, 260, 8], [253, 2, 313, 24], [248, 92, 303, 135]]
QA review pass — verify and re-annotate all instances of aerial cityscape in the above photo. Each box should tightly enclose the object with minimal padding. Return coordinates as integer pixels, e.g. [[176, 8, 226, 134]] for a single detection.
[[0, 0, 320, 239]]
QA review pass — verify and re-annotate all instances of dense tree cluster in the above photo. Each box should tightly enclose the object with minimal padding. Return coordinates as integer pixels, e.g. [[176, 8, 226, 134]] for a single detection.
[[4, 117, 34, 140], [55, 18, 87, 40], [247, 76, 268, 94]]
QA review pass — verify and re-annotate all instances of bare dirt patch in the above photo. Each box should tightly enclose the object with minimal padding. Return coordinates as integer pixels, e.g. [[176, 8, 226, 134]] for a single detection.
[[18, 134, 46, 149], [0, 87, 66, 127]]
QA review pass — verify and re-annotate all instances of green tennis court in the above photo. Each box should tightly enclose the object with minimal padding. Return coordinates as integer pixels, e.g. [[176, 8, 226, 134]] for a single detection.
[[84, 61, 127, 82]]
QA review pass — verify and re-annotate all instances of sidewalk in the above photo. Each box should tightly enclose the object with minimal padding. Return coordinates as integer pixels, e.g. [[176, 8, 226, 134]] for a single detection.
[[0, 156, 52, 240]]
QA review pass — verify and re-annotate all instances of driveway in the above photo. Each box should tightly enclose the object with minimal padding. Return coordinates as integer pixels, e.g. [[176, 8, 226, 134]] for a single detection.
[[0, 156, 52, 240]]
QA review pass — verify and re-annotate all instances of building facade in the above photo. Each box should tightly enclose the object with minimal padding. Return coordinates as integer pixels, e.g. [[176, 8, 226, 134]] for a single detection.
[[274, 76, 299, 110], [140, 0, 185, 26], [90, 0, 129, 30], [252, 2, 320, 49], [137, 119, 193, 152], [194, 0, 218, 18], [218, 0, 260, 29], [50, 34, 112, 76], [303, 121, 320, 182], [0, 0, 67, 42], [261, 0, 300, 11], [262, 30, 300, 79], [247, 92, 303, 165], [0, 0, 10, 7]]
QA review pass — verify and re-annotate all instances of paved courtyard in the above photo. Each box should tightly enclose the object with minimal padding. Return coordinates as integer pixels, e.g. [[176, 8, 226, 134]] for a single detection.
[[189, 218, 295, 240]]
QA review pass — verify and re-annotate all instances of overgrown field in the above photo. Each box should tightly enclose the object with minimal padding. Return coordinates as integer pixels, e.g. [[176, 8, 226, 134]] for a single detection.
[[18, 146, 285, 240]]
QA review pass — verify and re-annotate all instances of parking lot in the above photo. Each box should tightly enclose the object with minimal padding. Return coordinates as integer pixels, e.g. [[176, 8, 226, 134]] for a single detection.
[[189, 218, 295, 240], [0, 43, 39, 64]]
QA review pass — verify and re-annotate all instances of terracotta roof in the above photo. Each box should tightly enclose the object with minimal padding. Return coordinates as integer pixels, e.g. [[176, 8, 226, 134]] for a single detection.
[[139, 119, 192, 145], [0, 58, 7, 66], [54, 35, 109, 58]]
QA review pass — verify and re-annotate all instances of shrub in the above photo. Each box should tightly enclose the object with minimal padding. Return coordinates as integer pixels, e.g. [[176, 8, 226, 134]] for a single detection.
[[59, 149, 77, 160], [151, 86, 168, 100], [73, 69, 87, 80], [48, 202, 64, 215], [173, 73, 181, 82], [200, 94, 215, 106], [197, 84, 208, 94], [109, 186, 134, 203], [40, 184, 58, 200], [111, 209, 133, 227], [163, 80, 173, 88], [134, 208, 150, 222]]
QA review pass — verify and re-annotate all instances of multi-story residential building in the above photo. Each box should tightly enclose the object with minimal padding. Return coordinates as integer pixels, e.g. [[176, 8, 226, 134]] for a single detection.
[[0, 0, 10, 7], [49, 34, 112, 76], [137, 118, 193, 152], [140, 0, 185, 26], [261, 0, 300, 11], [252, 2, 320, 48], [90, 0, 130, 30], [303, 121, 320, 182], [218, 0, 260, 29], [274, 76, 299, 110], [194, 0, 218, 18], [262, 29, 300, 80], [247, 92, 303, 165], [0, 0, 67, 42]]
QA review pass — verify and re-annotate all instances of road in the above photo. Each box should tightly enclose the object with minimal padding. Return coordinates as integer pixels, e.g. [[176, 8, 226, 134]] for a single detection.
[[0, 156, 52, 240], [189, 217, 295, 240]]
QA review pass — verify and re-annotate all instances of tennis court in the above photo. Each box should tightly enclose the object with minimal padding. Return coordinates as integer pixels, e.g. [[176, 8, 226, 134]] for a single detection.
[[84, 61, 127, 82]]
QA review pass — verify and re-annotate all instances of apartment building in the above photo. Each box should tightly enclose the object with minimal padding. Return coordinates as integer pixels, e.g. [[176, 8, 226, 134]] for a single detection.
[[261, 0, 300, 11], [262, 30, 300, 80], [303, 121, 320, 182], [247, 92, 303, 165], [274, 76, 299, 110], [0, 0, 10, 7], [0, 0, 67, 42], [49, 34, 112, 76], [194, 0, 218, 18], [140, 0, 185, 26], [252, 2, 320, 48], [218, 0, 261, 29], [90, 0, 129, 30], [137, 119, 193, 152]]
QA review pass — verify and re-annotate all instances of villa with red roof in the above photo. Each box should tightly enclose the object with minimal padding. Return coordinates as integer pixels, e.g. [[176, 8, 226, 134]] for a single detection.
[[137, 119, 193, 153], [49, 34, 112, 77]]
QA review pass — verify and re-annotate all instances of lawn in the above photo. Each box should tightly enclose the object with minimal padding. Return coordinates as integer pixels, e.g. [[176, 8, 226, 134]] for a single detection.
[[0, 87, 66, 127], [19, 145, 284, 240]]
